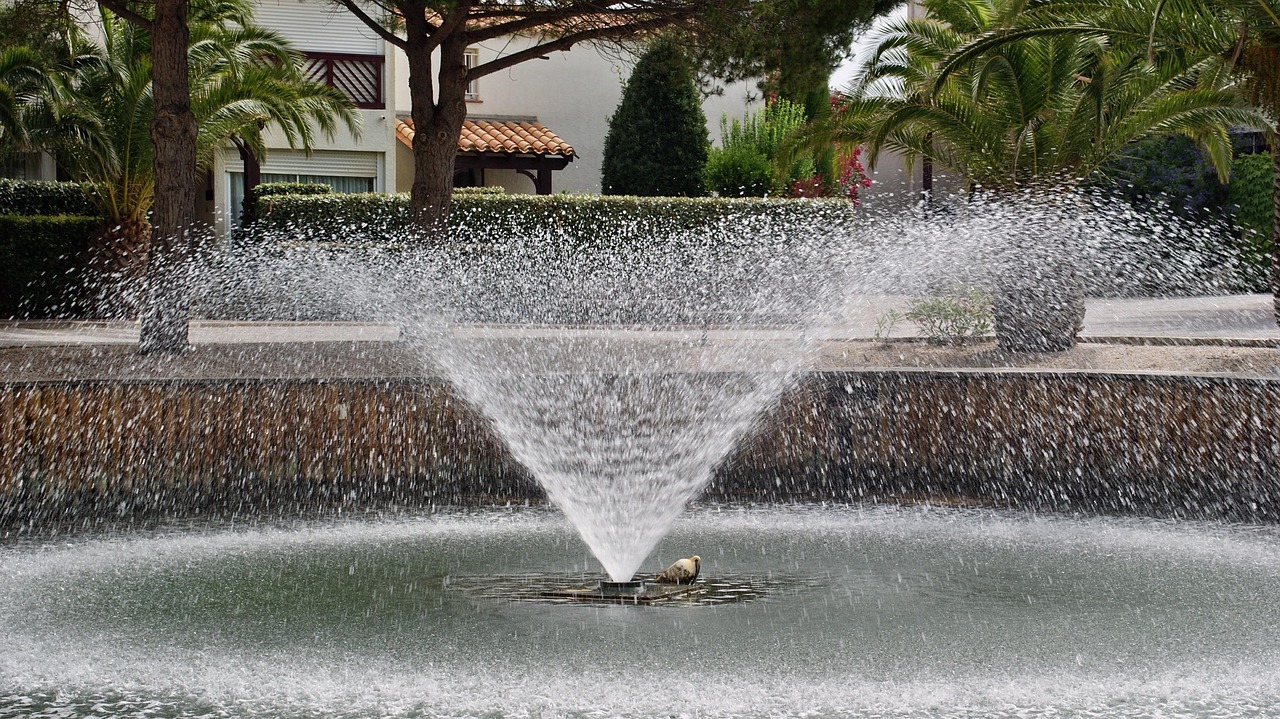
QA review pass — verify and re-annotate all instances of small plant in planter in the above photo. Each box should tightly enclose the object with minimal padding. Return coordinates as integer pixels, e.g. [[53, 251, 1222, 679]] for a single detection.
[[905, 285, 993, 345]]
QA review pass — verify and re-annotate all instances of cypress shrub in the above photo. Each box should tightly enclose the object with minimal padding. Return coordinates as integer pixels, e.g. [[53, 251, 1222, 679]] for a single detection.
[[601, 39, 709, 197], [0, 179, 97, 216], [0, 215, 97, 318]]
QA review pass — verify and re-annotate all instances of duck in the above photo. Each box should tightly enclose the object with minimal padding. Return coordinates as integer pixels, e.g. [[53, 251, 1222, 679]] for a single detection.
[[653, 555, 700, 584]]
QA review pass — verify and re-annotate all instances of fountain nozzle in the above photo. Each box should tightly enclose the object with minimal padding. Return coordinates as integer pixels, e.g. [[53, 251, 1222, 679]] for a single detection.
[[597, 580, 646, 596]]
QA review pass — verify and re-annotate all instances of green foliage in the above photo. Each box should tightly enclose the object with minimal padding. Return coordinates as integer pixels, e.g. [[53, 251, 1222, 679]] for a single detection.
[[452, 186, 506, 195], [688, 0, 897, 103], [707, 100, 813, 197], [252, 191, 854, 245], [722, 100, 809, 160], [1095, 135, 1229, 218], [1228, 152, 1274, 290], [905, 286, 993, 345], [703, 145, 774, 197], [601, 39, 709, 197], [0, 179, 97, 216], [252, 182, 332, 200], [0, 214, 96, 318], [873, 308, 904, 342], [16, 1, 357, 232], [816, 0, 1265, 192], [0, 0, 74, 66]]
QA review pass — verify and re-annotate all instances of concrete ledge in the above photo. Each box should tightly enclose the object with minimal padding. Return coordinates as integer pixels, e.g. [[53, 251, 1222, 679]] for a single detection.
[[2, 369, 1277, 526]]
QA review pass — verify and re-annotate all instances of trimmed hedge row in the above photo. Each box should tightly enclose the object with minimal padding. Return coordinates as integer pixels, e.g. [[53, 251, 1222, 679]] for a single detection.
[[0, 215, 98, 318], [253, 182, 333, 200], [252, 192, 853, 245], [0, 179, 97, 217]]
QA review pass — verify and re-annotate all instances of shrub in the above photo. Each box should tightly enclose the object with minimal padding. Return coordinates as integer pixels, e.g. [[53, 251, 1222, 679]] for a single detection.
[[453, 186, 506, 195], [709, 100, 811, 197], [252, 191, 854, 246], [706, 99, 867, 199], [704, 145, 773, 197], [253, 182, 332, 200], [601, 38, 709, 197], [1228, 152, 1273, 292], [0, 179, 97, 216], [0, 215, 97, 318], [905, 285, 993, 345], [1095, 134, 1228, 219], [721, 99, 809, 165]]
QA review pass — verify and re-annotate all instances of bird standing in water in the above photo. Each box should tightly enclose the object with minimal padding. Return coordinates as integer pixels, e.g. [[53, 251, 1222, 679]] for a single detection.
[[654, 555, 700, 584]]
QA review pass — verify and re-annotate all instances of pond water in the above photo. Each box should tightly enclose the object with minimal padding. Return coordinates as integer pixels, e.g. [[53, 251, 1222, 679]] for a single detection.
[[2, 505, 1278, 718]]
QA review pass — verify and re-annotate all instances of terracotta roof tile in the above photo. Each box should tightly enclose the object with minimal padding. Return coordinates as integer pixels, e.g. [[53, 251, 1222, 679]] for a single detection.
[[396, 118, 575, 157]]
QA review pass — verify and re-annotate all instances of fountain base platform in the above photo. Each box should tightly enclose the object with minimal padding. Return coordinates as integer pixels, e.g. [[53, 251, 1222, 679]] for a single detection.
[[541, 580, 703, 605]]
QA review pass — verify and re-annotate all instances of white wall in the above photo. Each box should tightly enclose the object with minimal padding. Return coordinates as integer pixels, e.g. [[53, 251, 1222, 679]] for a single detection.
[[252, 0, 383, 54]]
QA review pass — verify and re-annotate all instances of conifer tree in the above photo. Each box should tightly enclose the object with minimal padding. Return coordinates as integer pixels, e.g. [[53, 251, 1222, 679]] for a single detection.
[[601, 39, 709, 197]]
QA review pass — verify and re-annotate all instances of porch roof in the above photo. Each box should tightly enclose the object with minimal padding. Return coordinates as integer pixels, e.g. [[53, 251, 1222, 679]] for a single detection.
[[395, 117, 575, 158]]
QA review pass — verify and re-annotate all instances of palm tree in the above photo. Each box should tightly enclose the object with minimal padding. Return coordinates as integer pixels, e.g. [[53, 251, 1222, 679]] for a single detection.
[[48, 0, 358, 313], [0, 47, 52, 157], [824, 0, 1259, 192], [922, 0, 1280, 324], [801, 0, 1263, 350]]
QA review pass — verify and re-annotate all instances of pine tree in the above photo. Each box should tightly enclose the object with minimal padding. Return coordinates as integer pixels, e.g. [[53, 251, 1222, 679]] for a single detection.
[[601, 39, 708, 197]]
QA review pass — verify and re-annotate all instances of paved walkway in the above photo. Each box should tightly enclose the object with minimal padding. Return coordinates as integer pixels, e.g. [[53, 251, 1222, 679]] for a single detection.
[[1, 295, 1277, 348]]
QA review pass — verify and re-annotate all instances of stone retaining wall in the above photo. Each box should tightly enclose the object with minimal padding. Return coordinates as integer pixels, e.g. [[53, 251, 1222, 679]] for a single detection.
[[2, 371, 1277, 524]]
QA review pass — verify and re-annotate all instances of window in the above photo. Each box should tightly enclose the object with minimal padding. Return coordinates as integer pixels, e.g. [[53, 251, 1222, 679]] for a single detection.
[[464, 48, 480, 100]]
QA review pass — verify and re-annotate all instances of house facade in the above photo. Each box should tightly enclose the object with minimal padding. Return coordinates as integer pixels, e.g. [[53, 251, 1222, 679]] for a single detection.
[[207, 0, 399, 236], [5, 1, 763, 234], [208, 0, 759, 236]]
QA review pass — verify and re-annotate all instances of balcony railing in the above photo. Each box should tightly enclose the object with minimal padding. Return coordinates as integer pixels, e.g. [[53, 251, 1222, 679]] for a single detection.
[[303, 52, 384, 110]]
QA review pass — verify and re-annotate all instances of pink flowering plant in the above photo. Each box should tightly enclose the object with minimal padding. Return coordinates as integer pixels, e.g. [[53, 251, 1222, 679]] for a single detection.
[[787, 146, 872, 204], [707, 95, 872, 202]]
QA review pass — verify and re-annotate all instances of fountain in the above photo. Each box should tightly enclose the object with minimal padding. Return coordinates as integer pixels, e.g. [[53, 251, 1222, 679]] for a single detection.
[[2, 191, 1279, 717]]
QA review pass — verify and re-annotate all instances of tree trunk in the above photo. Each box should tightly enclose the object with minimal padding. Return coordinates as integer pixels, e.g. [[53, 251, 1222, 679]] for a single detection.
[[922, 133, 933, 205], [87, 218, 150, 318], [1272, 119, 1280, 327], [405, 20, 467, 235], [138, 0, 197, 354], [237, 139, 261, 229], [991, 204, 1085, 353]]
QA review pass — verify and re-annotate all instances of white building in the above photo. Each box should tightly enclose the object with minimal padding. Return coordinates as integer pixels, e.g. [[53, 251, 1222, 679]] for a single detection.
[[4, 1, 762, 234], [205, 0, 758, 236]]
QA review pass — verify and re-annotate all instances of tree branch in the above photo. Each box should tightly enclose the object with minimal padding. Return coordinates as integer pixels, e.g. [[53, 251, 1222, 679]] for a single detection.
[[467, 4, 678, 43], [95, 0, 152, 30], [469, 14, 690, 80], [335, 0, 407, 49], [426, 0, 472, 51]]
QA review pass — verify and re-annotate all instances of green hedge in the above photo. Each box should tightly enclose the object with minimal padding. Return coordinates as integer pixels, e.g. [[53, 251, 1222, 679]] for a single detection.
[[453, 186, 506, 195], [1228, 152, 1273, 292], [253, 182, 332, 199], [252, 192, 853, 245], [0, 215, 97, 318], [0, 179, 97, 217]]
